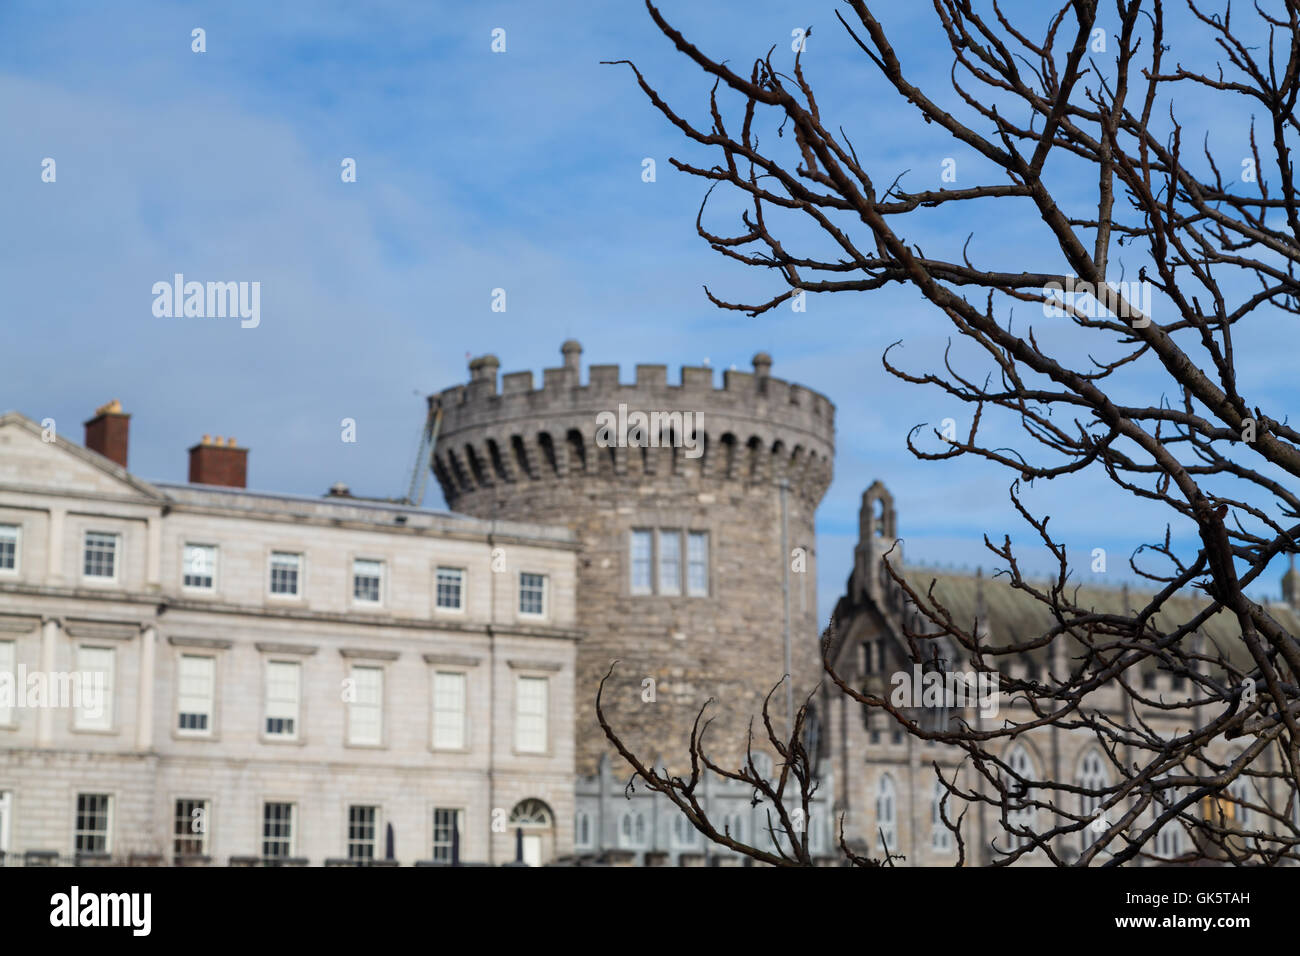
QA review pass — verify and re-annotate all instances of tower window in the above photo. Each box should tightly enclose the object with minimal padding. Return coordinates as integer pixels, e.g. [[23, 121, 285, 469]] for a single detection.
[[630, 530, 652, 594], [657, 530, 681, 595], [686, 532, 709, 596], [628, 529, 710, 597]]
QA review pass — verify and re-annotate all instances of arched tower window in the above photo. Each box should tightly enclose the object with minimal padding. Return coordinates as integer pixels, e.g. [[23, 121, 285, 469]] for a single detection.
[[486, 438, 510, 482], [746, 435, 763, 480], [565, 429, 587, 474], [446, 449, 471, 492], [510, 434, 533, 479], [432, 456, 454, 496], [537, 432, 557, 475], [465, 444, 488, 485], [721, 433, 738, 478], [790, 445, 805, 486]]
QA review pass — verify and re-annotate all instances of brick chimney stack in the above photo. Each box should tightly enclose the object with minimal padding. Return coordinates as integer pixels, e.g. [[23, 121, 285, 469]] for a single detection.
[[84, 400, 131, 469], [188, 435, 248, 488]]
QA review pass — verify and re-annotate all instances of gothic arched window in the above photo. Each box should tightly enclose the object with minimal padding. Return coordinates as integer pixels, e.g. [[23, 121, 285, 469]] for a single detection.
[[1003, 745, 1038, 851], [1077, 750, 1109, 851], [876, 774, 897, 853], [618, 810, 647, 849], [932, 778, 953, 852]]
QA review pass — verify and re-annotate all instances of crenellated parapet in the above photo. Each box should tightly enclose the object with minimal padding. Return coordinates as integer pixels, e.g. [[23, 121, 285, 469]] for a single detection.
[[430, 341, 836, 508]]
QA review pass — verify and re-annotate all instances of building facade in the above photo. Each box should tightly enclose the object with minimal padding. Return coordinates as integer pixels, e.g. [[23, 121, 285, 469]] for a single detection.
[[18, 351, 1270, 866], [0, 407, 579, 865], [823, 481, 1300, 866], [0, 337, 843, 868]]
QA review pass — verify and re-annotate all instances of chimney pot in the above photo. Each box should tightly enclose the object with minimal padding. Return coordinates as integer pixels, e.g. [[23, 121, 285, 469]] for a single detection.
[[84, 401, 131, 469], [561, 339, 583, 372], [189, 435, 248, 488], [468, 354, 500, 382]]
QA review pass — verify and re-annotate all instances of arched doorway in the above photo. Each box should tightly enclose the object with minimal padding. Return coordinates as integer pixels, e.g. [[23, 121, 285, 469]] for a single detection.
[[508, 799, 554, 866]]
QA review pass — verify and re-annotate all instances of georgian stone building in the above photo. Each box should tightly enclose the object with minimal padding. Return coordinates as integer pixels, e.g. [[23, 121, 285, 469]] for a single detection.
[[823, 481, 1300, 866], [0, 406, 579, 866]]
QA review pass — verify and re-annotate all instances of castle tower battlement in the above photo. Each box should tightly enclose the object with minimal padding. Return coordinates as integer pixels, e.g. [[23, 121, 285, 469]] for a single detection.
[[429, 341, 836, 776], [431, 342, 834, 511]]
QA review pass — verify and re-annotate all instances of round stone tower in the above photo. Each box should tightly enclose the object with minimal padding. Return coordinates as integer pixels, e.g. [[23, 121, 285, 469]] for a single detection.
[[430, 341, 835, 775]]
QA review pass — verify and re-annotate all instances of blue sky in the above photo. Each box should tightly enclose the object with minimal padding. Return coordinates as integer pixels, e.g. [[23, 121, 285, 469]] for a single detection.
[[2, 0, 1296, 626]]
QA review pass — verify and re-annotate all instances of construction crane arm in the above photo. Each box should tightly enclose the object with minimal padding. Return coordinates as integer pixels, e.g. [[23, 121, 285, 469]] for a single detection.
[[405, 403, 443, 507]]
